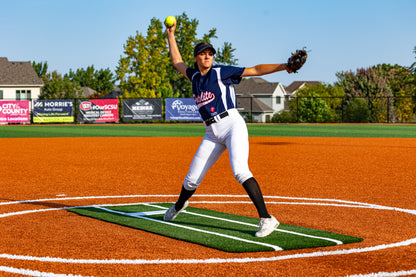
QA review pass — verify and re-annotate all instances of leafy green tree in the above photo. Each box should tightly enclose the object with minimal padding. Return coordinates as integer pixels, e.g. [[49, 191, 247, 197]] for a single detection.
[[291, 90, 333, 123], [116, 12, 238, 98], [337, 63, 416, 122], [271, 110, 297, 123], [336, 66, 393, 122], [215, 42, 238, 65], [287, 83, 344, 123], [39, 71, 83, 99], [344, 98, 370, 123], [393, 89, 414, 122], [410, 46, 416, 74], [31, 61, 49, 83], [378, 64, 415, 122], [66, 65, 115, 97], [117, 17, 172, 98]]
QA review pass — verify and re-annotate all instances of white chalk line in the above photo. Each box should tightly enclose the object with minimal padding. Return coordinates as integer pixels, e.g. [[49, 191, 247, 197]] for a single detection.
[[0, 194, 391, 207], [0, 265, 91, 277], [1, 237, 415, 264], [0, 194, 415, 277], [347, 269, 416, 277]]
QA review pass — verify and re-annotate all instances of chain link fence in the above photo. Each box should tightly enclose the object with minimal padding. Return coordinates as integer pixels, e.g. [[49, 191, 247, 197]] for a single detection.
[[1, 96, 415, 124], [238, 96, 416, 123]]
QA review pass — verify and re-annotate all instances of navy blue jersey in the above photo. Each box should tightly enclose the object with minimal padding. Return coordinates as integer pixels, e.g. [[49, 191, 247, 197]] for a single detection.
[[186, 65, 245, 121]]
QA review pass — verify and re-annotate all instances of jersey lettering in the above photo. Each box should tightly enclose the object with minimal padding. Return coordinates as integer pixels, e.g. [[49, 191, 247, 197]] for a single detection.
[[194, 91, 215, 109]]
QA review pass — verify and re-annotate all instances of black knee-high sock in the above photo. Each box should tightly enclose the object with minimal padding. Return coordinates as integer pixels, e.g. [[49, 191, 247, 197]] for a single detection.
[[242, 177, 271, 218], [175, 186, 195, 211]]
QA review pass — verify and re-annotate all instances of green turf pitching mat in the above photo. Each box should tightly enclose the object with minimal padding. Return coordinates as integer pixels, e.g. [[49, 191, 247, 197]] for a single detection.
[[68, 203, 363, 253]]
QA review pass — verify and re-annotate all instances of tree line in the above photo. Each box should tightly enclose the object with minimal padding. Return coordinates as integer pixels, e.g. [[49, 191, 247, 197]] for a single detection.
[[32, 12, 416, 123], [272, 60, 416, 123], [33, 12, 237, 100]]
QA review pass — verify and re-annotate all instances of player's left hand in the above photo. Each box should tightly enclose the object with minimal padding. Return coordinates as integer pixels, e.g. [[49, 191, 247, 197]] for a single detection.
[[287, 49, 308, 73], [165, 20, 177, 34]]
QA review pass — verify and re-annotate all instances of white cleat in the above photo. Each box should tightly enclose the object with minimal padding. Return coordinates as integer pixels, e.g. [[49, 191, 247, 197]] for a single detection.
[[163, 201, 189, 221], [255, 215, 279, 237]]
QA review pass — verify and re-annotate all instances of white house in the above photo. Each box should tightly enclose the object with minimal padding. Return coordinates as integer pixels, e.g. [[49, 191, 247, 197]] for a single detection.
[[234, 78, 287, 122], [0, 57, 44, 101]]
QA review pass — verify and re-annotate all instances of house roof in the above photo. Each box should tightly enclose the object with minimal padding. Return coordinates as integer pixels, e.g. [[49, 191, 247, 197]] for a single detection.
[[285, 81, 320, 94], [0, 57, 44, 86], [235, 77, 280, 95], [237, 93, 273, 113], [81, 87, 98, 97], [100, 85, 122, 99]]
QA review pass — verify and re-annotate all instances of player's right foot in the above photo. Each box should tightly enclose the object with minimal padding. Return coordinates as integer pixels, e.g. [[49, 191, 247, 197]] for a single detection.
[[255, 215, 279, 237], [163, 201, 189, 221]]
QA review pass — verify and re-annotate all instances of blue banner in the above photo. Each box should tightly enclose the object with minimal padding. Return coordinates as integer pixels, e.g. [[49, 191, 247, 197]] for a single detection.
[[165, 98, 202, 121], [33, 100, 74, 123]]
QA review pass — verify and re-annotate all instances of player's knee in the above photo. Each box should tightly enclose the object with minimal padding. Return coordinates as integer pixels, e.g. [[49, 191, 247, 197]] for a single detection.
[[183, 178, 199, 191], [234, 171, 253, 184]]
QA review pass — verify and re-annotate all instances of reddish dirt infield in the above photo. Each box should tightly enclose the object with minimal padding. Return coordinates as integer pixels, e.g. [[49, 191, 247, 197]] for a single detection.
[[0, 136, 415, 276]]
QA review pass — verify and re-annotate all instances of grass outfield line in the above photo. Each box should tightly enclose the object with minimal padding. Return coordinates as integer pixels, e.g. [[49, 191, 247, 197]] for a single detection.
[[0, 124, 415, 138], [68, 203, 363, 253]]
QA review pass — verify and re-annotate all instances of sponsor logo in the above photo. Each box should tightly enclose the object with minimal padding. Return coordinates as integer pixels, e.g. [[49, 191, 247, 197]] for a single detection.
[[0, 103, 28, 115], [132, 100, 154, 112], [194, 91, 215, 109], [44, 101, 73, 108], [101, 105, 118, 110], [80, 102, 92, 110], [171, 100, 198, 112], [81, 102, 117, 111], [35, 100, 73, 109]]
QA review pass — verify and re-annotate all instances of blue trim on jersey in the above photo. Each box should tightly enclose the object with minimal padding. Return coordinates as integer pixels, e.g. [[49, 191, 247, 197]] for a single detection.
[[186, 65, 245, 121]]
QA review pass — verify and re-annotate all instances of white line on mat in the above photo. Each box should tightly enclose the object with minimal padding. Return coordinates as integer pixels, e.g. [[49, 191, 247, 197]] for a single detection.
[[94, 206, 282, 251]]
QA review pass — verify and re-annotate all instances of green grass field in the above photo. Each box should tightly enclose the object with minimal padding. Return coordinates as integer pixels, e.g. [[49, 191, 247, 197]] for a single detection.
[[69, 203, 363, 253], [1, 123, 415, 138]]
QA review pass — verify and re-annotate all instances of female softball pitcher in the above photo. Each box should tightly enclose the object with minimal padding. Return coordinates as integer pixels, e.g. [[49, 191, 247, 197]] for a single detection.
[[164, 20, 295, 237]]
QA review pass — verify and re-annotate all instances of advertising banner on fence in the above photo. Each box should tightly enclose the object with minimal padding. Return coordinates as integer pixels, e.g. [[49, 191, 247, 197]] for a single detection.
[[78, 99, 119, 123], [0, 100, 30, 124], [122, 98, 162, 121], [165, 98, 202, 121], [33, 100, 74, 123]]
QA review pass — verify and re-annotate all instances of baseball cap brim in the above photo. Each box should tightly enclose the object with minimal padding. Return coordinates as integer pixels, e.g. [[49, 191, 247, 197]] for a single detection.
[[194, 43, 216, 56]]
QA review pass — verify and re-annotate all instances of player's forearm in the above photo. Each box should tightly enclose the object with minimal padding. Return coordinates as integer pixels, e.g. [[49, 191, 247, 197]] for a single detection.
[[167, 33, 188, 77], [242, 63, 288, 77], [167, 33, 182, 65]]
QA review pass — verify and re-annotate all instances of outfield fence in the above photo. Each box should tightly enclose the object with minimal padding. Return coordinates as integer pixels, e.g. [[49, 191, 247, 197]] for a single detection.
[[238, 95, 416, 124], [0, 95, 415, 124]]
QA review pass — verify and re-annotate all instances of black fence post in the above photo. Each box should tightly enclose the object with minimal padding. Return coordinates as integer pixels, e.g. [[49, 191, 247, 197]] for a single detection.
[[250, 97, 253, 123]]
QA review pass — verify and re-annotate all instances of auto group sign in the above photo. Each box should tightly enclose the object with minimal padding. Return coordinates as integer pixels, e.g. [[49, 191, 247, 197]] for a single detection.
[[33, 100, 74, 123], [0, 100, 30, 123]]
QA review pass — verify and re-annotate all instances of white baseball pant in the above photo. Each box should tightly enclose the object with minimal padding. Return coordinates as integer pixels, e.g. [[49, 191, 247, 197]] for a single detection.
[[183, 108, 253, 190]]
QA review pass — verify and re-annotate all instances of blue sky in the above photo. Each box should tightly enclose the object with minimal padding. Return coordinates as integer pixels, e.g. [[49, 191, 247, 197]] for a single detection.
[[1, 0, 415, 86]]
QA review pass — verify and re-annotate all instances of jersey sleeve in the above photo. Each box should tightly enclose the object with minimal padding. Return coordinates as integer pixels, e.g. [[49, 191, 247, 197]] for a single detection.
[[219, 66, 245, 85], [186, 67, 197, 80]]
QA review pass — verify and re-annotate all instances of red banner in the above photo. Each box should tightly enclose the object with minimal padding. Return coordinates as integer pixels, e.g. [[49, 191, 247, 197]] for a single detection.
[[78, 99, 119, 123]]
